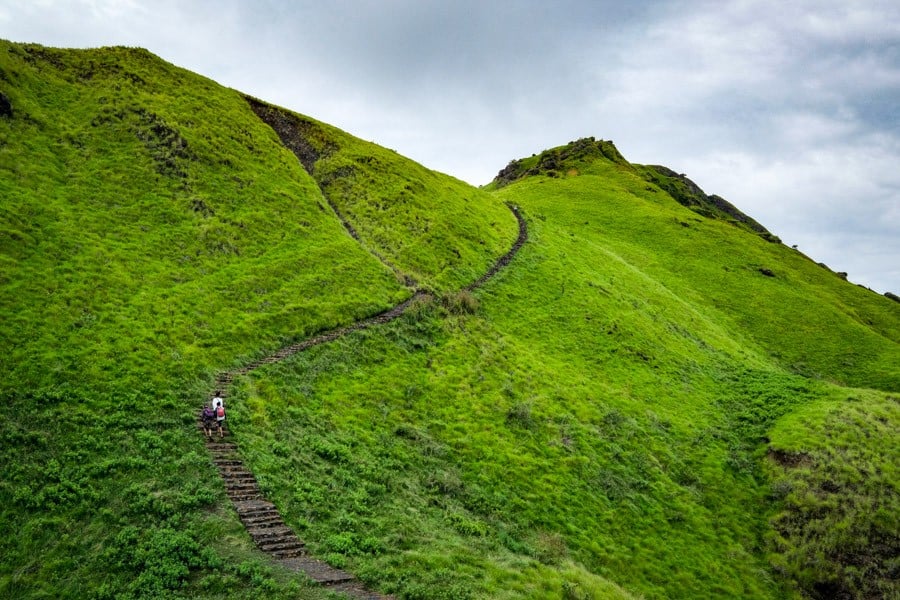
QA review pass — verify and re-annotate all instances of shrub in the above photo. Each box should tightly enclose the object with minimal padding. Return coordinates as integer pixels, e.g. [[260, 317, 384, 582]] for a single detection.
[[441, 290, 479, 315], [506, 402, 534, 429]]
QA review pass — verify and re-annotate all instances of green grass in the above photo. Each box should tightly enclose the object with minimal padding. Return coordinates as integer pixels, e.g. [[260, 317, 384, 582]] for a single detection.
[[245, 101, 518, 292], [1, 43, 897, 600], [765, 390, 899, 599], [0, 41, 513, 598]]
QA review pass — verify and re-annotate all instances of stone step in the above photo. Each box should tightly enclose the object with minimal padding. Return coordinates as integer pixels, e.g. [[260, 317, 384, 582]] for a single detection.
[[219, 464, 254, 473], [218, 464, 252, 472], [207, 442, 237, 449], [228, 486, 262, 495], [234, 500, 276, 514], [228, 485, 261, 493], [258, 539, 305, 553], [237, 505, 279, 517], [242, 515, 283, 528], [229, 491, 263, 501], [224, 480, 258, 488], [214, 463, 244, 471], [222, 472, 256, 482], [249, 526, 295, 540], [272, 546, 305, 559]]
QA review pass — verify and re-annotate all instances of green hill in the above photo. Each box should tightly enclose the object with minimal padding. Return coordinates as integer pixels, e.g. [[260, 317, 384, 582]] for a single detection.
[[1, 42, 897, 600]]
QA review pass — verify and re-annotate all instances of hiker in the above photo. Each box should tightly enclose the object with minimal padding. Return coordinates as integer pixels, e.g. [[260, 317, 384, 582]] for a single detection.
[[211, 391, 223, 412], [200, 404, 216, 439], [213, 394, 226, 438]]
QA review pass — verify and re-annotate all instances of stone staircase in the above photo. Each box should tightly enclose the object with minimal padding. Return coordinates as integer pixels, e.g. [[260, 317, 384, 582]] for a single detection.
[[200, 433, 387, 597], [196, 201, 528, 597]]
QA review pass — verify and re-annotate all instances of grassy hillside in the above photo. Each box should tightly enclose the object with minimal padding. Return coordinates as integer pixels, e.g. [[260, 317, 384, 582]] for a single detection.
[[228, 143, 897, 598], [0, 41, 514, 598], [490, 139, 899, 392], [1, 42, 897, 600], [247, 98, 516, 292]]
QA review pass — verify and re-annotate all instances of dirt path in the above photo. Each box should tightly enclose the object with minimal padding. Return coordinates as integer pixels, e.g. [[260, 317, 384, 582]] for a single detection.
[[199, 100, 528, 598]]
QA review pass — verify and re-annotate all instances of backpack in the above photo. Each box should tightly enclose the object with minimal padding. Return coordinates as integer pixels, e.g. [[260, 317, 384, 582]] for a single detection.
[[216, 404, 225, 418]]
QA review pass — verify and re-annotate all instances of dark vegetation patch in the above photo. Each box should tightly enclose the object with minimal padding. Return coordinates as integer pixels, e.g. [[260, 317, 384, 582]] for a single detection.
[[766, 395, 899, 600], [0, 91, 11, 117], [441, 289, 480, 315], [767, 448, 813, 468], [92, 104, 193, 178], [18, 43, 150, 85], [635, 164, 781, 242]]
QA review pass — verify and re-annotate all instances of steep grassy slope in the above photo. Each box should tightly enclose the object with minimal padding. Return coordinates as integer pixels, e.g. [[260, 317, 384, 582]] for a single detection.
[[247, 98, 516, 292], [490, 139, 899, 392], [1, 41, 896, 600], [0, 41, 514, 599], [227, 142, 898, 598]]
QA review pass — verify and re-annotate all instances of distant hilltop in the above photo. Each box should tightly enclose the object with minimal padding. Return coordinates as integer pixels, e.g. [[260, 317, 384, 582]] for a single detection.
[[492, 136, 778, 241]]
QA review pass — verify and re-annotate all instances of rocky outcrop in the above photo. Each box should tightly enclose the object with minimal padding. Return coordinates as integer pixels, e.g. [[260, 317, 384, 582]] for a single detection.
[[493, 137, 626, 187]]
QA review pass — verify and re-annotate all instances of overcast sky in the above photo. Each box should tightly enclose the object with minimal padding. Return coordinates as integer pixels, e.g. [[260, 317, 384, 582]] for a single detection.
[[3, 0, 898, 294]]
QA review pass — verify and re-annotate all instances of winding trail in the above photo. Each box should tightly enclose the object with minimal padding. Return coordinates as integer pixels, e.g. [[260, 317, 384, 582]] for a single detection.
[[199, 100, 529, 600]]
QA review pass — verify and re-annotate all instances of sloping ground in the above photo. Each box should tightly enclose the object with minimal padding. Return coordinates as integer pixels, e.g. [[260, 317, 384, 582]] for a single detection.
[[0, 42, 406, 396], [0, 41, 405, 599], [0, 41, 519, 598], [631, 163, 776, 239], [493, 140, 900, 392], [196, 206, 526, 598], [1, 41, 896, 600], [247, 97, 518, 293], [488, 157, 899, 598], [765, 391, 899, 600], [227, 144, 897, 598]]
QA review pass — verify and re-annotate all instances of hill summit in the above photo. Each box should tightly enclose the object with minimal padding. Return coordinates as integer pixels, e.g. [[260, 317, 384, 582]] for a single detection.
[[492, 136, 777, 241]]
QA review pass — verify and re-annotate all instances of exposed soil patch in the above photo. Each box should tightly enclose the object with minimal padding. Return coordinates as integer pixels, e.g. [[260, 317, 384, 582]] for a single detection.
[[768, 448, 814, 468], [245, 96, 335, 174]]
